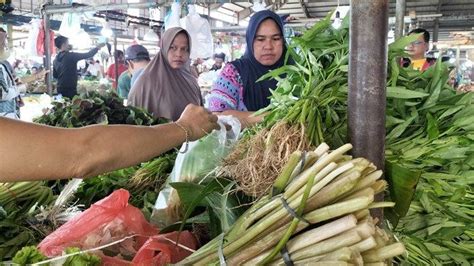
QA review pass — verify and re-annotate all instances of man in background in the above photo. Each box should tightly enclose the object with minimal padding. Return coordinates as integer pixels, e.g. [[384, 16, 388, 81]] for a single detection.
[[53, 36, 104, 98], [107, 50, 128, 89], [210, 52, 225, 71], [118, 45, 151, 99], [126, 44, 151, 88], [404, 28, 435, 72]]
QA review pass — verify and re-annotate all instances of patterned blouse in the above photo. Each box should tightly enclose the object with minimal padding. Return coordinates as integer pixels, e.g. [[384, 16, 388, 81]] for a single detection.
[[207, 64, 247, 112]]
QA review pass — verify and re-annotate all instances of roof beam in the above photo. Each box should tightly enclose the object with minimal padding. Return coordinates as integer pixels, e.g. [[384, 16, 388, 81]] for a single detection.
[[299, 0, 312, 18]]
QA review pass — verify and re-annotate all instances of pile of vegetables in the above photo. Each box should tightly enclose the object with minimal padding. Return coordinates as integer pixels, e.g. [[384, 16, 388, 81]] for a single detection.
[[258, 13, 473, 264], [12, 246, 100, 266], [0, 182, 54, 259], [34, 90, 160, 127], [181, 143, 405, 265], [0, 91, 175, 261]]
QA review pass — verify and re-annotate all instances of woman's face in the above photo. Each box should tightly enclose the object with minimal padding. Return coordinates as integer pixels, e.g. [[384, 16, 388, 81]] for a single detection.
[[167, 33, 190, 69], [253, 19, 284, 66]]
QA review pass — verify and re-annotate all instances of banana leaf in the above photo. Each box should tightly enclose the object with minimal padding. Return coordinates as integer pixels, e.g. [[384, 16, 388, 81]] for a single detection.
[[385, 161, 422, 227]]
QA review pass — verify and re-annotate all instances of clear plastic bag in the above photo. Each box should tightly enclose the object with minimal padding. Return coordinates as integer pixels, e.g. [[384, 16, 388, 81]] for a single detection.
[[164, 2, 182, 30], [151, 116, 241, 227], [58, 13, 82, 38], [182, 5, 213, 59]]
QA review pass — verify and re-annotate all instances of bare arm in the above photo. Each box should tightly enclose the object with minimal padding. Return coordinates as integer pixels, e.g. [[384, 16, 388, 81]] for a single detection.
[[0, 105, 218, 182], [218, 110, 265, 128]]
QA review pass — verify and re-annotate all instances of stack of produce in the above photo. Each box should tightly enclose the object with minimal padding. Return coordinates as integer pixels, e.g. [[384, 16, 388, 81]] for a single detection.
[[34, 90, 160, 127], [181, 143, 405, 265], [0, 182, 54, 259], [77, 80, 110, 95], [254, 13, 473, 264], [0, 92, 174, 261]]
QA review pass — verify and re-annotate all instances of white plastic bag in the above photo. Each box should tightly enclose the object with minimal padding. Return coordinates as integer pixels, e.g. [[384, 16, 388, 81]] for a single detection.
[[25, 19, 41, 57], [58, 13, 82, 38], [182, 5, 213, 59], [151, 115, 241, 227], [164, 2, 182, 30]]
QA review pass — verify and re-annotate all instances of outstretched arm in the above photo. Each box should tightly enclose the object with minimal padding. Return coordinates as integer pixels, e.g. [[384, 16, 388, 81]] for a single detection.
[[0, 104, 218, 182]]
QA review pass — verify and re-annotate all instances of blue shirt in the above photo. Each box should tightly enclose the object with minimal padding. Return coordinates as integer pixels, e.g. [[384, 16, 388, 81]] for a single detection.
[[131, 68, 145, 88]]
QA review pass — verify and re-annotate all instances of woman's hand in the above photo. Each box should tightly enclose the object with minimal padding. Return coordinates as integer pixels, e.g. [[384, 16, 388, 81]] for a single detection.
[[176, 104, 219, 141], [216, 110, 265, 128]]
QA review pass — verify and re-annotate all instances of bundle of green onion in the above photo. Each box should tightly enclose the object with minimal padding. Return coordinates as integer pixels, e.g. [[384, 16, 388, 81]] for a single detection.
[[180, 143, 405, 265]]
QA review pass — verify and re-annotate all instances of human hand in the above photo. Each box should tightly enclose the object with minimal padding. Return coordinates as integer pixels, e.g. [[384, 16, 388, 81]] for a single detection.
[[37, 69, 49, 79], [177, 104, 219, 141], [218, 110, 265, 128]]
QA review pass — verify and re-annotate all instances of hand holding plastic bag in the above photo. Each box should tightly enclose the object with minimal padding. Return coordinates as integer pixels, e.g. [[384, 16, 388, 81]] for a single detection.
[[152, 116, 241, 227]]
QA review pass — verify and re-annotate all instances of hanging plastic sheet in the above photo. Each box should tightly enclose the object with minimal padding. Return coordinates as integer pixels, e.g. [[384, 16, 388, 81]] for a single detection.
[[182, 5, 213, 59]]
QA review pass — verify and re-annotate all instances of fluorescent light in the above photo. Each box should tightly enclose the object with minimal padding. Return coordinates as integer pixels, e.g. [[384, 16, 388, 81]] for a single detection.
[[332, 11, 342, 29]]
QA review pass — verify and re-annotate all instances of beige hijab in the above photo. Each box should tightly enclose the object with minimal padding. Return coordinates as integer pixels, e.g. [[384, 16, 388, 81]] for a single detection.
[[128, 27, 202, 121]]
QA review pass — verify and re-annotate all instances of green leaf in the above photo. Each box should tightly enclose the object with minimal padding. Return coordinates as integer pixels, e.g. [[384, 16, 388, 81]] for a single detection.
[[426, 113, 440, 139], [431, 147, 470, 160], [386, 114, 417, 141], [387, 87, 429, 99], [205, 182, 240, 233], [389, 34, 421, 51], [170, 180, 223, 233], [385, 161, 422, 227], [438, 106, 464, 121], [300, 11, 333, 42]]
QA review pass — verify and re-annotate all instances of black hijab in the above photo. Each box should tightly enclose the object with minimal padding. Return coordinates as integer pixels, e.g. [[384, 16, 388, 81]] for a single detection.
[[231, 10, 287, 111]]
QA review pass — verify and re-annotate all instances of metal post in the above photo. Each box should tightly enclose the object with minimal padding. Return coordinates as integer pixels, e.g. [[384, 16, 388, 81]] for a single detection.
[[43, 15, 53, 96], [114, 34, 118, 90], [348, 0, 389, 221], [432, 0, 442, 50], [456, 45, 461, 70], [7, 25, 13, 50], [395, 0, 405, 39]]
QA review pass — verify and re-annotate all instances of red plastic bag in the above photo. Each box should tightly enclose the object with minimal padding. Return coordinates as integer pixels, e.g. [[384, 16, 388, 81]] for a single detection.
[[38, 189, 198, 265], [36, 20, 55, 56], [38, 189, 158, 257], [132, 231, 197, 265]]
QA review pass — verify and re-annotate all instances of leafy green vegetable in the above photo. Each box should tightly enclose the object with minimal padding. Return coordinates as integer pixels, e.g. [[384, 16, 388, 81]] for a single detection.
[[63, 247, 101, 266], [12, 246, 48, 265], [34, 90, 163, 127], [259, 16, 473, 265]]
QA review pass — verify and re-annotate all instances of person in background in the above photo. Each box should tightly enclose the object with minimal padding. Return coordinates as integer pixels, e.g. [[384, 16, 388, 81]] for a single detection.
[[190, 57, 205, 79], [53, 36, 105, 98], [86, 58, 102, 79], [117, 70, 132, 99], [207, 10, 288, 127], [210, 52, 226, 71], [404, 28, 435, 72], [125, 44, 151, 88], [0, 29, 20, 119], [128, 27, 202, 121], [0, 104, 218, 182], [106, 50, 128, 89]]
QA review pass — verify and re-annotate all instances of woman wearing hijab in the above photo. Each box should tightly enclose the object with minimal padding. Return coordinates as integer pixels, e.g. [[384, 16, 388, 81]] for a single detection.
[[207, 10, 287, 127], [128, 27, 202, 121]]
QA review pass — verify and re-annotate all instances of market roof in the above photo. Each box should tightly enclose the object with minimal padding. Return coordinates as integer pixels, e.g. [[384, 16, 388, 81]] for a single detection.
[[6, 0, 474, 45]]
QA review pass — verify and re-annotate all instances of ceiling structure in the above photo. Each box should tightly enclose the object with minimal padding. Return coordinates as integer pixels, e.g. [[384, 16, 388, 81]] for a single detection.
[[273, 0, 474, 44], [4, 0, 474, 45]]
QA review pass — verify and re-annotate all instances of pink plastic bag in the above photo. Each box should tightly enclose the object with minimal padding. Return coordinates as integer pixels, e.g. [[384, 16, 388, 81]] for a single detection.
[[38, 189, 158, 257], [38, 189, 198, 265]]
